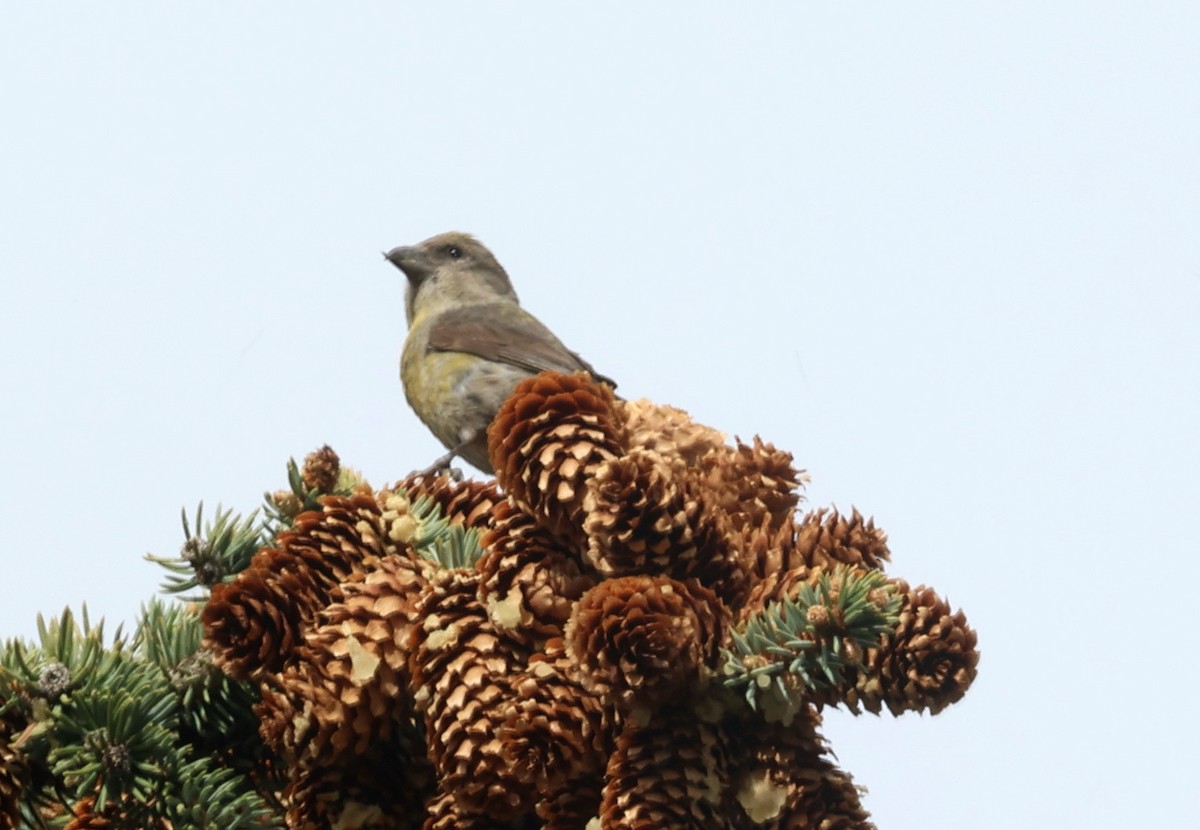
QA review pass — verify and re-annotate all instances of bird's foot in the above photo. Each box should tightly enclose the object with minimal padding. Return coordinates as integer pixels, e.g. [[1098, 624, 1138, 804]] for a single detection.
[[412, 450, 464, 481]]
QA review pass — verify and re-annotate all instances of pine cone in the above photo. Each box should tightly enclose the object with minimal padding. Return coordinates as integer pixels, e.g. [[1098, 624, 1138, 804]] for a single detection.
[[726, 709, 874, 830], [477, 500, 596, 644], [739, 508, 892, 619], [793, 508, 890, 573], [301, 444, 341, 493], [488, 371, 624, 543], [614, 399, 726, 470], [497, 639, 610, 795], [536, 775, 603, 830], [582, 449, 704, 577], [258, 554, 428, 764], [398, 472, 503, 532], [203, 487, 394, 679], [738, 565, 814, 624], [283, 729, 430, 830], [204, 553, 322, 680], [599, 707, 730, 830], [565, 575, 728, 710], [408, 570, 535, 820], [695, 437, 806, 535], [197, 383, 976, 828], [846, 580, 979, 716], [582, 450, 749, 605], [422, 787, 516, 830], [737, 510, 800, 587]]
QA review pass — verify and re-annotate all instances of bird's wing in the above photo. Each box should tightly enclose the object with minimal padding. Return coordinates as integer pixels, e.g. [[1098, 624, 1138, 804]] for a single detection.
[[426, 304, 614, 385]]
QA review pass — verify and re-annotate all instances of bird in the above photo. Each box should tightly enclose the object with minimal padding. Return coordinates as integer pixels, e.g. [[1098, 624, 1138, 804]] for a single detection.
[[383, 231, 615, 475]]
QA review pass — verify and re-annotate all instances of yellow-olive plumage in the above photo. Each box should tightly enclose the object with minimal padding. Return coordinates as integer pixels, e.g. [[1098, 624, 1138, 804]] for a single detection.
[[385, 232, 613, 473]]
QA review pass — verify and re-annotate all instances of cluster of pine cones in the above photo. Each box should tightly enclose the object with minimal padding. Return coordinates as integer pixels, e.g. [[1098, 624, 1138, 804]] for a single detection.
[[202, 372, 978, 829]]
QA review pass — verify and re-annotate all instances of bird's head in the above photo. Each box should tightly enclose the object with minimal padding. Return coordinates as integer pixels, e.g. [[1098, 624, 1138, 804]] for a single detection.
[[384, 232, 519, 325]]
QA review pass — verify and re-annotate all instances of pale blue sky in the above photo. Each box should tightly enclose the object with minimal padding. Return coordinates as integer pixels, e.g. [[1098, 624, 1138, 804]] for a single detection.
[[2, 4, 1197, 828]]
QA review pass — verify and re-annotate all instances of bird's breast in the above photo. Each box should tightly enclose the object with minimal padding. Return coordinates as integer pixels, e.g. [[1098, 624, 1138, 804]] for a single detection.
[[400, 327, 531, 449]]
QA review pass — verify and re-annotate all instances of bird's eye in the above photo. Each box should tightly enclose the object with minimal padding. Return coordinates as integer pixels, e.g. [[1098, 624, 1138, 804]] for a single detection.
[[447, 246, 462, 259]]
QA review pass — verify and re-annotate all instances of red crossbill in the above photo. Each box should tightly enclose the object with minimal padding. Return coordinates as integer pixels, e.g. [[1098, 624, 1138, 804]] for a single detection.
[[384, 232, 615, 474]]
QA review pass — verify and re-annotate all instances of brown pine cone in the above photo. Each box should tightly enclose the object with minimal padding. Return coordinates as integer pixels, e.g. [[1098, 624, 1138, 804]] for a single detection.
[[845, 580, 979, 716], [203, 487, 396, 680], [422, 787, 518, 830], [738, 507, 891, 617], [693, 437, 807, 536], [487, 371, 625, 543], [497, 639, 610, 795], [737, 565, 814, 625], [203, 553, 323, 680], [282, 728, 431, 830], [477, 500, 596, 644], [565, 575, 728, 710], [582, 449, 705, 577], [599, 707, 730, 830], [536, 774, 603, 830], [300, 444, 341, 493], [793, 508, 891, 573], [614, 398, 727, 471], [397, 472, 504, 532], [408, 569, 536, 820], [725, 708, 874, 830], [258, 554, 428, 764], [582, 450, 749, 606]]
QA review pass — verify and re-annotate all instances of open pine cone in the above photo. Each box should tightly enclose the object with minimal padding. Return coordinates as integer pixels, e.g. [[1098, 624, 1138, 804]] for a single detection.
[[199, 372, 977, 828]]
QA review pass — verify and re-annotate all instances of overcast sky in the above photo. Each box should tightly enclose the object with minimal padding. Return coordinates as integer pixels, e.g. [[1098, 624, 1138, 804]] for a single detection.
[[2, 4, 1197, 828]]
